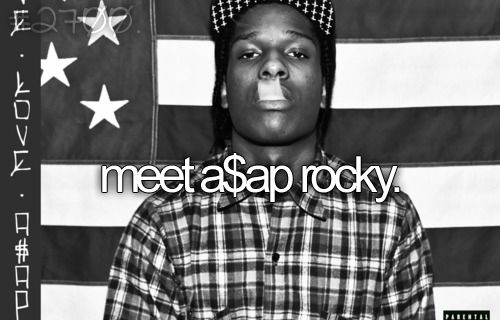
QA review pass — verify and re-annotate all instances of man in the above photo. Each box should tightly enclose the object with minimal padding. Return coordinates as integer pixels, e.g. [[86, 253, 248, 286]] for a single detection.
[[104, 1, 435, 319]]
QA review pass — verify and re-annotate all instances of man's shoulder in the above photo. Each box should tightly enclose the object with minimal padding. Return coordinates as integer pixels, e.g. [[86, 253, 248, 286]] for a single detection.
[[321, 153, 426, 251], [323, 151, 410, 207]]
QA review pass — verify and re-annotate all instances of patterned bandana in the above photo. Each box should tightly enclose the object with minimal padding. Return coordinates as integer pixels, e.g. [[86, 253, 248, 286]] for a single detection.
[[210, 0, 335, 36]]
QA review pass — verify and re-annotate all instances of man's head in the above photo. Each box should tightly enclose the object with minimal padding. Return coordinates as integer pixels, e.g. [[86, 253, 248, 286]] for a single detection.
[[210, 0, 336, 151]]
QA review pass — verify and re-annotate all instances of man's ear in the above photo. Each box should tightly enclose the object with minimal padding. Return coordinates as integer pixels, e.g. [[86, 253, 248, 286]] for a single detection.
[[221, 82, 228, 109], [320, 85, 327, 109]]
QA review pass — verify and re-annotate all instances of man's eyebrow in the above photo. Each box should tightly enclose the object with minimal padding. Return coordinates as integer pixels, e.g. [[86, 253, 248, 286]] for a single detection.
[[231, 31, 259, 46], [285, 30, 317, 45], [230, 30, 317, 46]]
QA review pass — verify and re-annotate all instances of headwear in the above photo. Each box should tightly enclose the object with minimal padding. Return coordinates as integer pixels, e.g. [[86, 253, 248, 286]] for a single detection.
[[210, 0, 335, 36]]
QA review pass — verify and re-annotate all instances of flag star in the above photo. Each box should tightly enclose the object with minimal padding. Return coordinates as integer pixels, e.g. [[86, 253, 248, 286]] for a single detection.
[[78, 0, 127, 46], [80, 84, 129, 129], [41, 42, 77, 87]]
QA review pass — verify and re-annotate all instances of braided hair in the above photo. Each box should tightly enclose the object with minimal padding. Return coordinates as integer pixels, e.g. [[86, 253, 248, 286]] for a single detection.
[[210, 5, 336, 153]]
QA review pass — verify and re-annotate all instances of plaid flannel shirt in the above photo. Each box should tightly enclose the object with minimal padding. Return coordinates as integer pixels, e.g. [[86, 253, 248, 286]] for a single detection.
[[104, 148, 434, 320]]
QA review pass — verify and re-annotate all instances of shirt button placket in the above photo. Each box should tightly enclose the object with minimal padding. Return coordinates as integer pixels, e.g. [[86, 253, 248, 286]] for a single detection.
[[263, 201, 280, 316]]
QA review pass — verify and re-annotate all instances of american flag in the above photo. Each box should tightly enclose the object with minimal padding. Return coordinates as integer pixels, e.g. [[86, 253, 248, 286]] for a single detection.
[[40, 0, 500, 318]]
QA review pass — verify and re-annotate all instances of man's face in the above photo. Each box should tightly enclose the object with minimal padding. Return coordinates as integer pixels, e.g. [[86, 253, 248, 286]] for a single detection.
[[224, 3, 324, 146]]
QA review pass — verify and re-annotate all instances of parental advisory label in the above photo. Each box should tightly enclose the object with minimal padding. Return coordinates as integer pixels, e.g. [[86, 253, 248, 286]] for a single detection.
[[444, 311, 490, 320]]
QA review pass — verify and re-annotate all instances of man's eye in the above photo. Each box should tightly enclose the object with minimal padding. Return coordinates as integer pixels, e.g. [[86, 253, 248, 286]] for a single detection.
[[288, 50, 308, 59], [238, 52, 260, 60]]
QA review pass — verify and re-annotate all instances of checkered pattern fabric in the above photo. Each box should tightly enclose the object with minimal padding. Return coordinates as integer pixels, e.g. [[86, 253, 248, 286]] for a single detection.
[[210, 0, 335, 36], [104, 148, 434, 319]]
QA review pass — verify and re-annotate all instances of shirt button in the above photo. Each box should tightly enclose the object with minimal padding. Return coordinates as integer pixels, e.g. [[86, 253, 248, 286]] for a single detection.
[[272, 252, 280, 264]]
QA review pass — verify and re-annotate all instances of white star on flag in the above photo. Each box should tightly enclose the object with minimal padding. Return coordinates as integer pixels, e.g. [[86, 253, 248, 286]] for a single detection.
[[41, 42, 77, 87], [78, 0, 127, 46], [80, 84, 129, 129]]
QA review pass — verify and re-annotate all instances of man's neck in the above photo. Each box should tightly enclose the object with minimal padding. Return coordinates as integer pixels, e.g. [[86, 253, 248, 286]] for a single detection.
[[230, 132, 318, 185]]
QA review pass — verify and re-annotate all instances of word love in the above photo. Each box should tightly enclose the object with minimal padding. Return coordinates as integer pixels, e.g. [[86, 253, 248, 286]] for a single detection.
[[101, 154, 399, 203]]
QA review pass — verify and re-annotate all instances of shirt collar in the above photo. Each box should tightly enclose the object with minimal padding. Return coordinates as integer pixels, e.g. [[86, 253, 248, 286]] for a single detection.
[[208, 147, 337, 221]]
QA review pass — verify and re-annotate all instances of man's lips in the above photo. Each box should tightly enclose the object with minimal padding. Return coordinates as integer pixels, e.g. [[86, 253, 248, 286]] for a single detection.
[[255, 92, 292, 110], [256, 99, 291, 110]]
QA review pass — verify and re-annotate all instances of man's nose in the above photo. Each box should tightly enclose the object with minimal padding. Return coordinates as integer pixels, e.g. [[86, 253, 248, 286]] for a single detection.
[[258, 52, 289, 80]]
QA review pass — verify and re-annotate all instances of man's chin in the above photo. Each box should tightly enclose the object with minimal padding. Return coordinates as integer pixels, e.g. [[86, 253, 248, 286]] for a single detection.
[[234, 130, 311, 147]]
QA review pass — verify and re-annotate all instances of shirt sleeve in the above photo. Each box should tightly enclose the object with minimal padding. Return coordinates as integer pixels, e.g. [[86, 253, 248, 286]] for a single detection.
[[377, 197, 435, 320], [103, 201, 186, 319]]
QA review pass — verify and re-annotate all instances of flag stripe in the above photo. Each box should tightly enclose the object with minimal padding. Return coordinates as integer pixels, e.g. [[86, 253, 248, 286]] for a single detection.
[[40, 225, 500, 284], [433, 286, 500, 318], [393, 165, 500, 229], [42, 285, 108, 320], [428, 227, 500, 285], [157, 105, 500, 164], [325, 106, 500, 165], [157, 39, 500, 108], [42, 227, 123, 284], [156, 106, 214, 162], [41, 164, 500, 228], [154, 0, 500, 40], [42, 103, 500, 165], [41, 164, 145, 227]]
